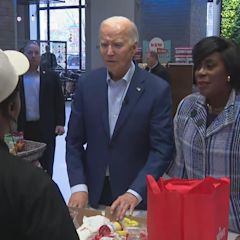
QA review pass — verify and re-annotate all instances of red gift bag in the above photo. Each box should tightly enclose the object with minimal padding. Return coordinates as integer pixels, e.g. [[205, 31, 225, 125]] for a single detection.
[[147, 176, 230, 240]]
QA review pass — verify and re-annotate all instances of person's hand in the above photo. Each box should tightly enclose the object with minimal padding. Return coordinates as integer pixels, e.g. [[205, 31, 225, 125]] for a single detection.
[[55, 125, 65, 135], [110, 192, 139, 220], [68, 192, 88, 208]]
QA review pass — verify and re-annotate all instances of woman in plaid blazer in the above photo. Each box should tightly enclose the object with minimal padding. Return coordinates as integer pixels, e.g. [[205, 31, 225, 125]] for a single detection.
[[168, 36, 240, 233]]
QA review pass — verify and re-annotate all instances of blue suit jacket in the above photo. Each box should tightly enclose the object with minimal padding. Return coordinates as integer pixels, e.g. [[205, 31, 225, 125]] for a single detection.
[[66, 65, 174, 208]]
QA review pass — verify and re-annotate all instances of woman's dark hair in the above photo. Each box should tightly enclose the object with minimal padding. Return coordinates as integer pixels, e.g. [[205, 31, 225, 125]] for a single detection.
[[192, 36, 240, 90], [0, 82, 20, 119]]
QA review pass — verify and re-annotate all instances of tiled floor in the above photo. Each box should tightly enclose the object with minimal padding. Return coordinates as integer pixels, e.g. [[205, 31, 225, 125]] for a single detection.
[[52, 101, 72, 203]]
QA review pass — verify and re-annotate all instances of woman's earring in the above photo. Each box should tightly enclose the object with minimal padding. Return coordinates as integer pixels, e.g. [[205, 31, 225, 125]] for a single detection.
[[227, 76, 231, 82]]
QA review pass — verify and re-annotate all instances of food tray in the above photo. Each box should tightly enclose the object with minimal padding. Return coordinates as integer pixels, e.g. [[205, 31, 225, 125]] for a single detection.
[[17, 140, 46, 162]]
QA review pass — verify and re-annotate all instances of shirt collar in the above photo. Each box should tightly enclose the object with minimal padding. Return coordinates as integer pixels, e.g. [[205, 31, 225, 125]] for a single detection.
[[196, 89, 236, 110], [150, 62, 158, 70], [25, 67, 40, 76], [106, 61, 135, 84]]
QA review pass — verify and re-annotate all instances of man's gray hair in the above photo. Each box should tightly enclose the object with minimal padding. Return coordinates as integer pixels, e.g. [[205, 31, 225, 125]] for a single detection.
[[100, 16, 139, 44], [24, 40, 39, 52]]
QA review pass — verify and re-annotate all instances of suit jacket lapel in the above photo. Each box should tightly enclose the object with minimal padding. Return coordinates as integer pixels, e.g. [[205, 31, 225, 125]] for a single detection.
[[39, 70, 47, 114], [189, 102, 207, 139], [19, 76, 26, 119], [111, 67, 145, 140], [18, 76, 27, 130], [100, 79, 110, 140]]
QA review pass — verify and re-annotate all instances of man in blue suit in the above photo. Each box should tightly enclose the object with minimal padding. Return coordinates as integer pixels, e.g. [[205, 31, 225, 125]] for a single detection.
[[66, 16, 174, 219]]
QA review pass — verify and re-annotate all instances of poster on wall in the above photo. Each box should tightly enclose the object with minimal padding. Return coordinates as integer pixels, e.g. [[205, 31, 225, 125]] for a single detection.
[[174, 47, 192, 63], [142, 38, 171, 64]]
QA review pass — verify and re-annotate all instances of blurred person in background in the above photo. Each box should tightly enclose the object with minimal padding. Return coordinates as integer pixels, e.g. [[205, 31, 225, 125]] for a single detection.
[[145, 50, 170, 83], [40, 44, 57, 70], [0, 49, 79, 240], [167, 36, 240, 233], [18, 41, 65, 177]]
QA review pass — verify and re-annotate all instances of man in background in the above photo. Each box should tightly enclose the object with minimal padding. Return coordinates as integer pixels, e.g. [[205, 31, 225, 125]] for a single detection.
[[18, 41, 65, 177], [41, 45, 57, 70], [66, 16, 173, 219], [146, 51, 171, 83]]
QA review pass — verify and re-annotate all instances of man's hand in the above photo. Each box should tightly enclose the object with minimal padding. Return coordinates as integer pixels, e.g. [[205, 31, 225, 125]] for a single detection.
[[55, 125, 65, 135], [68, 192, 88, 208], [110, 192, 139, 220]]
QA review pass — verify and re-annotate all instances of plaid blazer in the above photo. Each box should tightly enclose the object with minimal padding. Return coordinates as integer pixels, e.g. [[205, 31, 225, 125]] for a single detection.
[[168, 89, 240, 233]]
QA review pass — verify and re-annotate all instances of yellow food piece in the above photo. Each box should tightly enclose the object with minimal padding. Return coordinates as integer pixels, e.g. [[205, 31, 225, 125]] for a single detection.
[[116, 230, 128, 237], [112, 221, 122, 231], [122, 217, 139, 227]]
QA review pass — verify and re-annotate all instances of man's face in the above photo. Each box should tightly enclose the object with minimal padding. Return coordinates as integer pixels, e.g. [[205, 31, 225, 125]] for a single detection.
[[24, 43, 41, 70], [146, 54, 156, 68], [99, 23, 137, 81]]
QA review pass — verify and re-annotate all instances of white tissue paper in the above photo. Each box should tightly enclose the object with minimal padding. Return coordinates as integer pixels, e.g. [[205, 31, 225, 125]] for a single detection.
[[76, 215, 110, 240]]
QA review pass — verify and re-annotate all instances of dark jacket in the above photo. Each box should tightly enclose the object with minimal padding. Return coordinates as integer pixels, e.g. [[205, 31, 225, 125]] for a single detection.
[[18, 69, 65, 143], [0, 140, 79, 240], [146, 62, 171, 83], [18, 69, 65, 176]]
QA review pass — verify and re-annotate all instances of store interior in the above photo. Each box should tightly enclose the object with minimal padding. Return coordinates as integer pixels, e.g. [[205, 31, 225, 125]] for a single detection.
[[0, 0, 234, 207], [1, 1, 240, 238]]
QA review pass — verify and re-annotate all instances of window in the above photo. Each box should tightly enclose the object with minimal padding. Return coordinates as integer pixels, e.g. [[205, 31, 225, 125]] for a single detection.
[[50, 0, 79, 7], [31, 0, 86, 70]]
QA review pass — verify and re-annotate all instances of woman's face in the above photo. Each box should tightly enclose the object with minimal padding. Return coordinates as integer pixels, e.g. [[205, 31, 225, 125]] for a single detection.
[[195, 52, 231, 100]]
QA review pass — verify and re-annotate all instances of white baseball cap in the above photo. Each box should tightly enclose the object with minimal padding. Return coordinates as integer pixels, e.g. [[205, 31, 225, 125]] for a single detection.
[[0, 49, 29, 103]]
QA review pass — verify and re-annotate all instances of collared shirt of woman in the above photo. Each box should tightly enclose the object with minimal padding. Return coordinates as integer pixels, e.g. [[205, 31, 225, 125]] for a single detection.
[[167, 36, 240, 233]]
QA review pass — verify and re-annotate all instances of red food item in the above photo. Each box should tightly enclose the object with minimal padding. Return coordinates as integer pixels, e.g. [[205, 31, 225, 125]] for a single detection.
[[140, 231, 148, 240], [94, 234, 102, 240], [98, 225, 112, 236]]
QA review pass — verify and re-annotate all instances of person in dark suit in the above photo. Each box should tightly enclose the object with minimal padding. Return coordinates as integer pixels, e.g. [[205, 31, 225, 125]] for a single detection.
[[145, 51, 171, 83], [0, 49, 78, 240], [18, 41, 65, 177], [66, 16, 174, 219], [40, 44, 57, 70]]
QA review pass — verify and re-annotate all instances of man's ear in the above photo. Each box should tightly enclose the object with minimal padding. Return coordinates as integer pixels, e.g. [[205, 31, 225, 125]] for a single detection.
[[133, 42, 138, 50], [132, 42, 138, 55]]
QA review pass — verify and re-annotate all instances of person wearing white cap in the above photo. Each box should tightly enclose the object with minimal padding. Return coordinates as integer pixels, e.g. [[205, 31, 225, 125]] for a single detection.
[[0, 50, 79, 239]]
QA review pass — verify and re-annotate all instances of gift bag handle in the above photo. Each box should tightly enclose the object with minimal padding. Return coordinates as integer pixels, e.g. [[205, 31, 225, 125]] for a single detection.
[[147, 175, 163, 194], [189, 176, 230, 194]]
